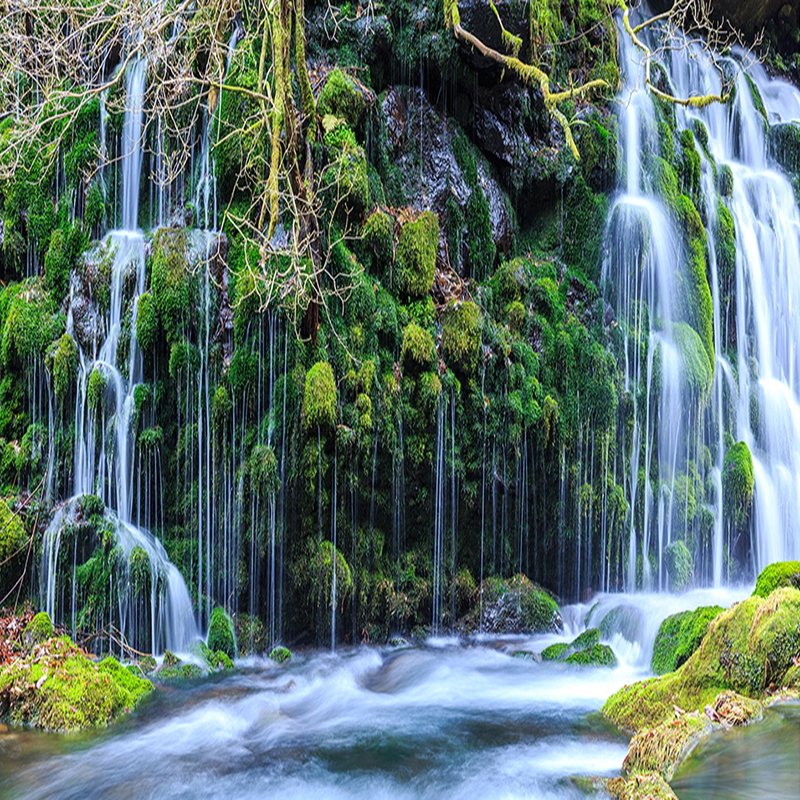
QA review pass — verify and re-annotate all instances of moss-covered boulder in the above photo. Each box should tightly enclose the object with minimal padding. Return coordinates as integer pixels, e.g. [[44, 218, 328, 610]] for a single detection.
[[360, 209, 394, 278], [207, 607, 237, 660], [564, 643, 618, 667], [672, 322, 713, 400], [460, 574, 562, 634], [303, 361, 337, 430], [48, 333, 78, 401], [752, 560, 800, 598], [651, 605, 724, 675], [603, 587, 800, 732], [441, 299, 481, 375], [189, 640, 234, 672], [317, 68, 367, 130], [401, 322, 436, 373], [269, 646, 292, 663], [22, 612, 54, 650], [597, 604, 646, 643], [723, 442, 754, 529], [664, 540, 693, 592], [541, 628, 604, 663], [0, 636, 152, 731], [395, 211, 438, 298]]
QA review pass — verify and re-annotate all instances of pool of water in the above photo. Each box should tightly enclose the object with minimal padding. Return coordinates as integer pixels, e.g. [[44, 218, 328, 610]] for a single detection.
[[0, 640, 635, 800], [671, 700, 800, 800]]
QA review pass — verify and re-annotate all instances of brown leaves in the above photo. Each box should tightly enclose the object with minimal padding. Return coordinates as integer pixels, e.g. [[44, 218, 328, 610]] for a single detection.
[[0, 607, 34, 666]]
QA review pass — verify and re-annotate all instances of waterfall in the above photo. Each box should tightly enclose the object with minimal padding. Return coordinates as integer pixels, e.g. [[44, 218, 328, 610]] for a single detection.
[[606, 7, 800, 590], [42, 57, 198, 655]]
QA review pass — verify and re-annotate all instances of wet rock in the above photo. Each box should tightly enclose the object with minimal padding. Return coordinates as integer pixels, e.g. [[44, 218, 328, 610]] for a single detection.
[[455, 0, 529, 75]]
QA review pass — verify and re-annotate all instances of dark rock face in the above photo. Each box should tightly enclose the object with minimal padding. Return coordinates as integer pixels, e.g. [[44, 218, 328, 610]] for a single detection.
[[380, 86, 514, 271], [456, 0, 530, 74]]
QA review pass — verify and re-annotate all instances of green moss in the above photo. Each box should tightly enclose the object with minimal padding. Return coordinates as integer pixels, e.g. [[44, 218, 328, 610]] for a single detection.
[[722, 442, 754, 529], [317, 68, 366, 130], [22, 612, 54, 649], [652, 158, 679, 211], [0, 497, 26, 595], [304, 361, 337, 430], [207, 607, 237, 660], [674, 195, 714, 369], [664, 540, 693, 592], [603, 588, 800, 732], [571, 628, 601, 651], [88, 367, 107, 414], [250, 444, 279, 495], [135, 292, 158, 355], [507, 300, 526, 333], [678, 129, 701, 202], [599, 605, 645, 642], [753, 561, 800, 598], [466, 187, 494, 280], [360, 209, 394, 277], [401, 322, 436, 373], [718, 164, 733, 198], [43, 229, 72, 304], [713, 201, 735, 285], [0, 636, 152, 731], [49, 333, 78, 402], [441, 300, 481, 375], [671, 322, 713, 399], [313, 540, 353, 606], [395, 211, 438, 298], [323, 139, 370, 217], [150, 227, 194, 345], [1, 279, 61, 369], [651, 605, 724, 675], [565, 643, 618, 667], [541, 642, 569, 661], [470, 574, 562, 634], [269, 646, 292, 663]]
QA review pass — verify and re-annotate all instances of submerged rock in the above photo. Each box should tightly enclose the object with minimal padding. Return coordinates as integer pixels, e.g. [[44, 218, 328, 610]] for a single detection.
[[0, 633, 152, 731]]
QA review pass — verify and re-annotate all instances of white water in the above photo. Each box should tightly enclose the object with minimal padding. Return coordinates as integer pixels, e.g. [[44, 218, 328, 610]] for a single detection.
[[41, 57, 198, 655], [605, 9, 800, 589]]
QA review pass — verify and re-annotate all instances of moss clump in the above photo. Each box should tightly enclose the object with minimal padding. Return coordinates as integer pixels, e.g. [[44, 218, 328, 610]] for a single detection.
[[677, 129, 701, 202], [207, 607, 237, 660], [1, 280, 61, 370], [317, 68, 366, 130], [466, 186, 495, 280], [22, 612, 54, 649], [718, 164, 734, 197], [671, 322, 712, 400], [541, 642, 569, 661], [395, 211, 438, 298], [722, 442, 754, 529], [664, 540, 693, 592], [571, 627, 601, 650], [623, 710, 711, 781], [441, 300, 481, 374], [713, 201, 735, 285], [360, 209, 394, 278], [651, 605, 724, 675], [135, 292, 158, 354], [565, 643, 618, 667], [401, 322, 436, 373], [0, 636, 152, 731], [150, 227, 194, 345], [323, 136, 370, 217], [250, 444, 279, 495], [753, 561, 800, 598], [88, 367, 107, 414], [598, 604, 645, 643], [603, 588, 800, 732], [48, 333, 77, 402], [189, 640, 235, 671], [312, 541, 353, 607], [0, 498, 26, 594], [303, 361, 337, 430], [269, 646, 292, 663]]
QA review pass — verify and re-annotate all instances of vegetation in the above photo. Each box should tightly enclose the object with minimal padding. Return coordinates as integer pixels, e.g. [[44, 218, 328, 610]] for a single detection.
[[207, 607, 237, 660], [651, 605, 723, 675]]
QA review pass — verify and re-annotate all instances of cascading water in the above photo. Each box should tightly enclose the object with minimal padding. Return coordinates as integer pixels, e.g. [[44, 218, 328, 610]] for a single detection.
[[605, 8, 800, 590], [41, 57, 197, 655]]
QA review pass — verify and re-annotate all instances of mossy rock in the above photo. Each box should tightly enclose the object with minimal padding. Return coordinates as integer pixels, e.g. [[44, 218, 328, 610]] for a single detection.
[[323, 138, 370, 218], [603, 587, 800, 732], [570, 627, 601, 651], [541, 642, 569, 661], [135, 292, 159, 355], [394, 211, 438, 298], [360, 209, 394, 278], [0, 636, 152, 731], [207, 607, 237, 660], [441, 300, 481, 375], [149, 227, 195, 345], [317, 68, 367, 130], [401, 322, 436, 373], [269, 646, 292, 663], [623, 710, 711, 781], [664, 540, 693, 592], [564, 643, 618, 668], [22, 612, 54, 650], [157, 663, 204, 680], [462, 574, 562, 634], [235, 613, 267, 656], [651, 605, 724, 675], [303, 361, 337, 430], [753, 561, 800, 598], [722, 442, 754, 529], [671, 322, 713, 400], [48, 333, 78, 402]]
